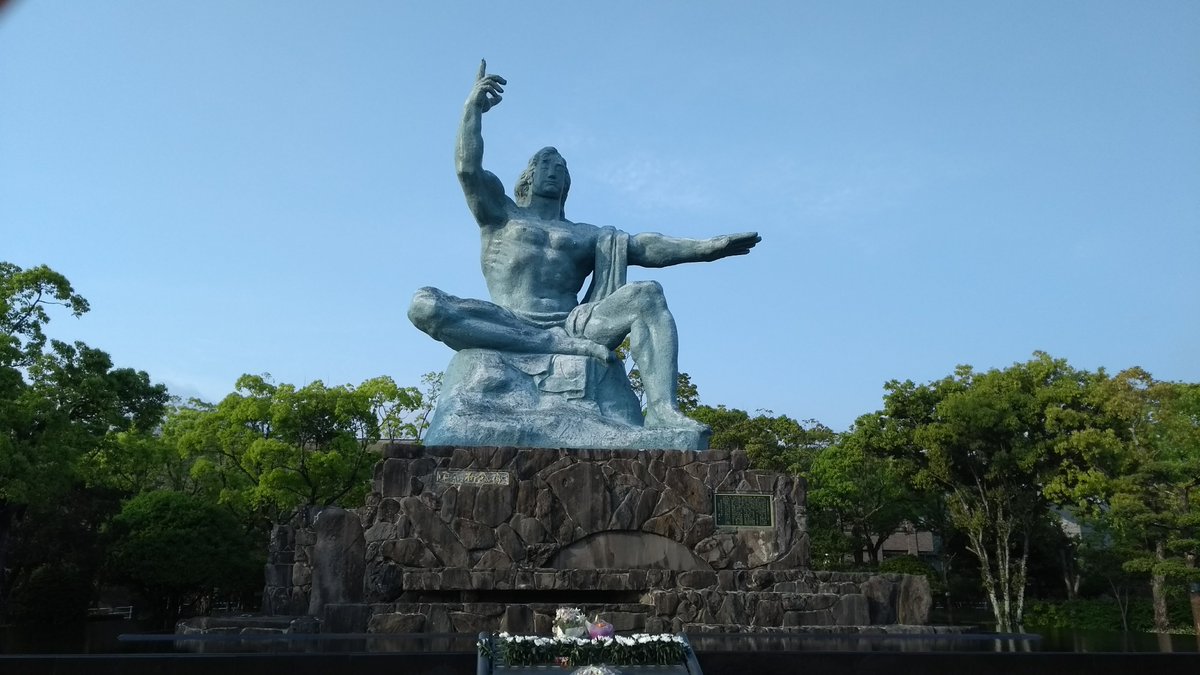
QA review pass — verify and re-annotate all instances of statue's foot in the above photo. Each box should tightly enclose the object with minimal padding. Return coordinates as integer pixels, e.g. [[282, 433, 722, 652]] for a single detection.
[[562, 336, 616, 363], [644, 403, 710, 433]]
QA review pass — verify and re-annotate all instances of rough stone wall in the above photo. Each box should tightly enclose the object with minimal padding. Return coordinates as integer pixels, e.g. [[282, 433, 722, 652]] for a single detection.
[[352, 568, 931, 634], [361, 445, 808, 602], [235, 445, 941, 637], [262, 513, 316, 615]]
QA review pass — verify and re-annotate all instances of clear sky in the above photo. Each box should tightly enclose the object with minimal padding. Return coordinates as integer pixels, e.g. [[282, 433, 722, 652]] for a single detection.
[[2, 1, 1197, 431]]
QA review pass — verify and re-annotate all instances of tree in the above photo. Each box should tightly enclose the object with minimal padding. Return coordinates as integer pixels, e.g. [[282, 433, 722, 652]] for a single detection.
[[104, 491, 260, 627], [1072, 517, 1144, 631], [807, 426, 921, 565], [0, 262, 89, 367], [881, 353, 1095, 632], [173, 374, 419, 528], [372, 370, 450, 443], [1050, 368, 1200, 635], [0, 262, 168, 614], [4, 483, 124, 623], [826, 407, 970, 613], [689, 404, 835, 473], [85, 429, 193, 496], [367, 375, 425, 442]]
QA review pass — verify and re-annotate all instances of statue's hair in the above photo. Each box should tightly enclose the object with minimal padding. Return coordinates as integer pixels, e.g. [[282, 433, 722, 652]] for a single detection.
[[514, 146, 570, 219]]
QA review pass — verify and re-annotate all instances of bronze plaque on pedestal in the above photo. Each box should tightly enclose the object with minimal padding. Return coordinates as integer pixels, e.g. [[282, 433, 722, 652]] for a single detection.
[[714, 493, 773, 528]]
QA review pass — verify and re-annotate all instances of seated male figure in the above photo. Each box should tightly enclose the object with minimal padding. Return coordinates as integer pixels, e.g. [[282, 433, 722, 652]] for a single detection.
[[408, 63, 759, 432]]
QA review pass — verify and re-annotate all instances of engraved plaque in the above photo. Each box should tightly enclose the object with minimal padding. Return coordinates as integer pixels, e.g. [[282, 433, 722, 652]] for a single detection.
[[435, 469, 511, 486], [714, 493, 773, 528]]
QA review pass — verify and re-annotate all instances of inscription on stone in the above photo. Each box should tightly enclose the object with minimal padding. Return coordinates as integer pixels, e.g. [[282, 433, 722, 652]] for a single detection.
[[714, 493, 773, 528], [436, 469, 511, 486]]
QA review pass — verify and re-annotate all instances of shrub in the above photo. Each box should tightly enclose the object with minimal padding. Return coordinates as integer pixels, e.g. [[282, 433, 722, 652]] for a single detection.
[[104, 491, 261, 625]]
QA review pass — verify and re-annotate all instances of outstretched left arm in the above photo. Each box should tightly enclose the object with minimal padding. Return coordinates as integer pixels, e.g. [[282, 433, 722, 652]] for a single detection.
[[627, 231, 760, 268]]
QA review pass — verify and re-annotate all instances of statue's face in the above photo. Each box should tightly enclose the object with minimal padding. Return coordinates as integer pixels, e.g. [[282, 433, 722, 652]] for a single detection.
[[531, 153, 568, 200]]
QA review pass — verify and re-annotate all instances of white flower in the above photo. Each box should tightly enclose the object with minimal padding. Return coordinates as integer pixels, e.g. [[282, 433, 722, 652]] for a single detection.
[[498, 632, 509, 639], [555, 607, 584, 622]]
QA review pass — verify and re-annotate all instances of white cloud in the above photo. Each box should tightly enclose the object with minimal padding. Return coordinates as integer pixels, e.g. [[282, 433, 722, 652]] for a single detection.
[[592, 153, 717, 214]]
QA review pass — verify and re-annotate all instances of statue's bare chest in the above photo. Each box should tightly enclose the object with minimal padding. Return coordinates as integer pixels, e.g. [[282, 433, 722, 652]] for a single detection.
[[485, 218, 594, 263]]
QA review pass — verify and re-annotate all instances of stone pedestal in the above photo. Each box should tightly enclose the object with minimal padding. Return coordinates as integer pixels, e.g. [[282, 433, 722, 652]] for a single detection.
[[364, 444, 807, 584], [247, 444, 932, 637], [424, 350, 709, 450]]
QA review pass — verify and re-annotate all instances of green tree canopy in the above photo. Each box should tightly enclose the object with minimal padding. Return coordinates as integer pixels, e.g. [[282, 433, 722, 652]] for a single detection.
[[0, 262, 89, 367], [173, 374, 419, 528], [878, 352, 1097, 631], [105, 490, 260, 626], [1, 262, 168, 614], [1048, 367, 1200, 632], [807, 422, 921, 566], [689, 404, 835, 473]]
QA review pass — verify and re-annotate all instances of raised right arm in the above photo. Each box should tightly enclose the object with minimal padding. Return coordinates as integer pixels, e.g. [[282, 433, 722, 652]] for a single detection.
[[456, 61, 511, 227]]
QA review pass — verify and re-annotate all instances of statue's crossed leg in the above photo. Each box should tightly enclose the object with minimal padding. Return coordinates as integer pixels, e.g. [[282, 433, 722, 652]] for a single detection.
[[408, 282, 705, 431]]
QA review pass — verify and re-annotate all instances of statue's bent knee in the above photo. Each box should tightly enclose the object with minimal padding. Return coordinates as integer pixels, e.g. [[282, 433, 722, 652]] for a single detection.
[[408, 287, 442, 332], [628, 280, 668, 311]]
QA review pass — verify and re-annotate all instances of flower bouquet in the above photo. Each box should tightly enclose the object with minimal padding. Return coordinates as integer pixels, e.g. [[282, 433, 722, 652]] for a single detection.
[[552, 607, 588, 639]]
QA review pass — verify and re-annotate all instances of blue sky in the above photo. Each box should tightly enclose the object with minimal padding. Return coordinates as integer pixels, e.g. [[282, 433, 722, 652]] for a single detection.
[[2, 1, 1197, 431]]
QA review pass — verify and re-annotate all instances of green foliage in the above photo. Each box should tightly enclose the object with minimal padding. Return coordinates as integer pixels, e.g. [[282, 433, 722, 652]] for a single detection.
[[808, 428, 921, 564], [104, 490, 261, 624], [2, 339, 168, 511], [85, 430, 191, 495], [1048, 368, 1200, 631], [0, 261, 168, 506], [689, 404, 834, 473], [4, 485, 124, 623], [409, 371, 442, 441], [878, 555, 936, 579], [876, 353, 1097, 632], [1024, 598, 1131, 631], [807, 524, 859, 571], [0, 262, 168, 618], [675, 372, 699, 414], [6, 562, 95, 624], [0, 262, 89, 367], [171, 374, 419, 527], [1025, 595, 1195, 633]]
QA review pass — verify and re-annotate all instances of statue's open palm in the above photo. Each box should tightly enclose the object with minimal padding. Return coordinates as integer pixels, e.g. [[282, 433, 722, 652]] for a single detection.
[[705, 232, 761, 261]]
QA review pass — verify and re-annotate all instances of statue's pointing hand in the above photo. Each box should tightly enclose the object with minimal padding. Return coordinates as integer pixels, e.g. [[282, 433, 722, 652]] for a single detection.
[[471, 59, 507, 113], [704, 232, 761, 261]]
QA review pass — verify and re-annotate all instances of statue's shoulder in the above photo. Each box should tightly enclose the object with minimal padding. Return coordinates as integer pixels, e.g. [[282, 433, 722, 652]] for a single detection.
[[567, 219, 605, 234]]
